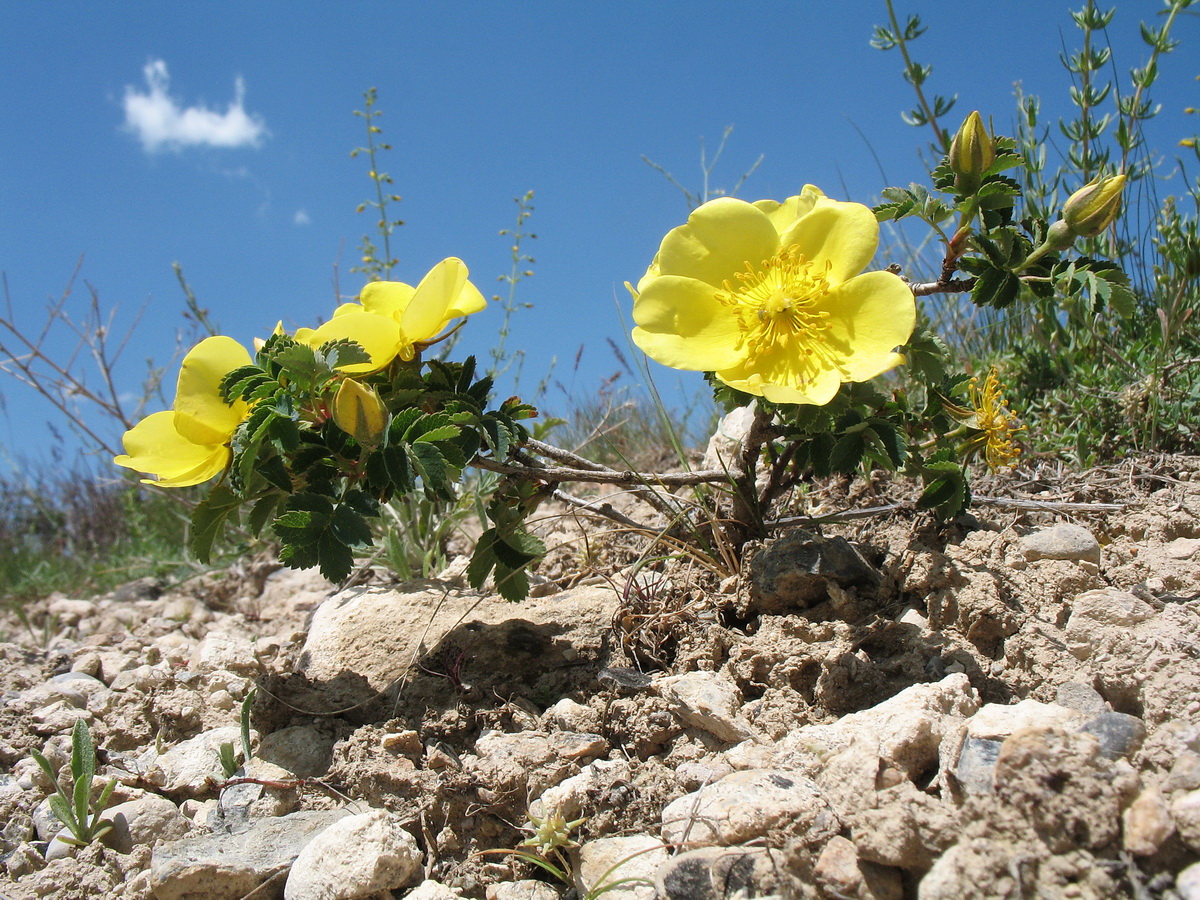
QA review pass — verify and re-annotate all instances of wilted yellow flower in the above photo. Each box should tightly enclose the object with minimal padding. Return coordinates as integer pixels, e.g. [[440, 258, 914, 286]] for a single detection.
[[630, 187, 915, 405], [331, 378, 388, 446], [964, 368, 1024, 471], [114, 336, 252, 486], [297, 257, 486, 373]]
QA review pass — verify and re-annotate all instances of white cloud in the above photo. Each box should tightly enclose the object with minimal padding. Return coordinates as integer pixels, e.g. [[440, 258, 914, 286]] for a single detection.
[[123, 59, 268, 153], [293, 209, 311, 226]]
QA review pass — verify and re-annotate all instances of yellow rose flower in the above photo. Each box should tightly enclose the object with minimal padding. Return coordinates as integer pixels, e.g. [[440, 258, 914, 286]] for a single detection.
[[296, 257, 487, 373], [630, 187, 916, 405], [113, 335, 252, 487]]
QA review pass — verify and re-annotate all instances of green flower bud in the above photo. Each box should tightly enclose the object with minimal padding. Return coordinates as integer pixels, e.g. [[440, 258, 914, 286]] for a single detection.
[[1062, 174, 1127, 238], [332, 378, 388, 447], [948, 111, 994, 194]]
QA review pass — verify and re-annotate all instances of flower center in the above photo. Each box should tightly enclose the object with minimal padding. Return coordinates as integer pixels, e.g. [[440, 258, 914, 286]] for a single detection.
[[717, 244, 835, 364]]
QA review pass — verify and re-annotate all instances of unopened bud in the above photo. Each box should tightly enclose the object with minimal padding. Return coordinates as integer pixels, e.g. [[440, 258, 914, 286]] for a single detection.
[[332, 378, 388, 447], [948, 111, 994, 195], [1062, 173, 1127, 238]]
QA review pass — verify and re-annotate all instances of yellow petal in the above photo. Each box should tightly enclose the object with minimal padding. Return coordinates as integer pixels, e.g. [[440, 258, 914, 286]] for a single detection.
[[816, 271, 916, 381], [779, 198, 880, 284], [331, 378, 389, 446], [631, 276, 746, 371], [359, 281, 415, 320], [752, 185, 824, 236], [401, 257, 484, 342], [331, 302, 367, 318], [173, 336, 252, 446], [717, 364, 843, 406], [114, 410, 230, 487], [303, 312, 404, 373], [654, 198, 780, 288]]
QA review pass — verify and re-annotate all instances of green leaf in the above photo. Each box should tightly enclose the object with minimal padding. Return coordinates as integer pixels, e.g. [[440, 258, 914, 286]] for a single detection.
[[828, 432, 864, 474], [494, 564, 530, 603], [189, 486, 243, 564], [330, 505, 372, 547], [317, 531, 354, 583], [48, 794, 79, 835], [971, 266, 1022, 309], [468, 530, 499, 590], [247, 494, 283, 538]]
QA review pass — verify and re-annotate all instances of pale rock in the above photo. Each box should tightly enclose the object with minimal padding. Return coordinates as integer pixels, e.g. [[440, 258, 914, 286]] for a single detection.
[[469, 730, 573, 798], [1123, 786, 1175, 856], [1173, 789, 1200, 852], [897, 607, 929, 630], [30, 700, 92, 735], [544, 698, 600, 733], [258, 724, 337, 778], [145, 726, 246, 797], [407, 881, 466, 900], [1054, 682, 1109, 717], [533, 758, 634, 822], [654, 671, 754, 742], [151, 808, 348, 900], [1179, 862, 1200, 900], [1163, 537, 1200, 560], [47, 596, 98, 624], [284, 809, 422, 899], [967, 699, 1088, 740], [660, 769, 836, 847], [208, 689, 235, 711], [703, 403, 756, 470], [296, 583, 617, 709], [488, 879, 562, 899], [675, 758, 734, 790], [102, 794, 191, 853], [576, 834, 667, 900], [1064, 589, 1157, 660], [44, 827, 78, 861], [1020, 523, 1100, 563], [197, 629, 259, 674], [548, 731, 608, 760], [780, 674, 979, 782], [4, 841, 46, 879], [255, 565, 333, 620], [218, 759, 300, 823], [109, 663, 168, 692], [814, 835, 903, 900]]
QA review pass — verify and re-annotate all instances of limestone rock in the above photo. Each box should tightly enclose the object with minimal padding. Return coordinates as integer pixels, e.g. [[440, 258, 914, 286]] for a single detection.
[[654, 670, 754, 742], [284, 808, 422, 899], [655, 845, 784, 900], [660, 769, 836, 848], [576, 834, 667, 900]]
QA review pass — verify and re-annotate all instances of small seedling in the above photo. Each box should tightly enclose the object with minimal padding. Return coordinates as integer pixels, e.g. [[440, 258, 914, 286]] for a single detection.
[[30, 718, 116, 847], [217, 687, 256, 778]]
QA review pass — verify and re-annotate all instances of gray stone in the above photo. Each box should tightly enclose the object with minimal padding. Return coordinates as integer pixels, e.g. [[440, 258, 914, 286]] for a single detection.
[[284, 809, 422, 899], [1079, 711, 1146, 759], [655, 846, 783, 900], [748, 531, 882, 614], [150, 808, 348, 900], [954, 736, 1003, 794], [1054, 682, 1109, 717], [1020, 523, 1100, 563], [654, 671, 754, 742], [144, 726, 246, 797], [408, 881, 467, 900]]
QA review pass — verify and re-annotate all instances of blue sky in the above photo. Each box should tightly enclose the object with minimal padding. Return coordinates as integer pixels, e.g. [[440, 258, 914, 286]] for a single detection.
[[1, 1, 1197, 474]]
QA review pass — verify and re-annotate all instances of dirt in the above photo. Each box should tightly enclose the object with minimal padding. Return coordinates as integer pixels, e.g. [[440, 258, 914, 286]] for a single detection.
[[2, 455, 1199, 899]]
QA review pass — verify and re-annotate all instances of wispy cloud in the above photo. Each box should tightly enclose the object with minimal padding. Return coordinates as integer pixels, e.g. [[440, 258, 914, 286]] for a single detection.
[[293, 209, 311, 226], [123, 59, 267, 153]]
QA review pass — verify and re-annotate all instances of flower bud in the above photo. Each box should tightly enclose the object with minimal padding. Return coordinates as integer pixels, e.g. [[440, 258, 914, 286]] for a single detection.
[[332, 378, 388, 447], [948, 111, 994, 194], [1062, 173, 1127, 238]]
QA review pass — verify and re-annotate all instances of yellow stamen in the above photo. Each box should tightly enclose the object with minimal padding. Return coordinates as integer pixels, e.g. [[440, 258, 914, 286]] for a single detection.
[[715, 245, 839, 387], [969, 368, 1024, 470]]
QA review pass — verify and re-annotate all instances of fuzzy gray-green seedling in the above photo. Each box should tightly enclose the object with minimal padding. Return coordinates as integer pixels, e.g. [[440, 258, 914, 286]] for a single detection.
[[30, 718, 116, 847]]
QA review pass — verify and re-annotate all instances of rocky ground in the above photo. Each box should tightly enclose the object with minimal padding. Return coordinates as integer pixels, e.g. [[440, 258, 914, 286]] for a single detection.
[[2, 454, 1200, 900]]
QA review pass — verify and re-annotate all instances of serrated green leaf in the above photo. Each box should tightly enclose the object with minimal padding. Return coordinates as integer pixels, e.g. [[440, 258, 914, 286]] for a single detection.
[[330, 505, 372, 547], [247, 494, 283, 538], [971, 266, 1022, 309], [317, 532, 355, 583], [494, 564, 530, 603], [468, 530, 499, 590], [829, 432, 865, 474], [189, 486, 243, 564]]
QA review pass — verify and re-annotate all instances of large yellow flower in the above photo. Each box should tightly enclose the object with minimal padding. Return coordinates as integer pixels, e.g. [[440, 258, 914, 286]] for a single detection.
[[113, 336, 252, 487], [296, 257, 487, 373], [631, 187, 916, 405]]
